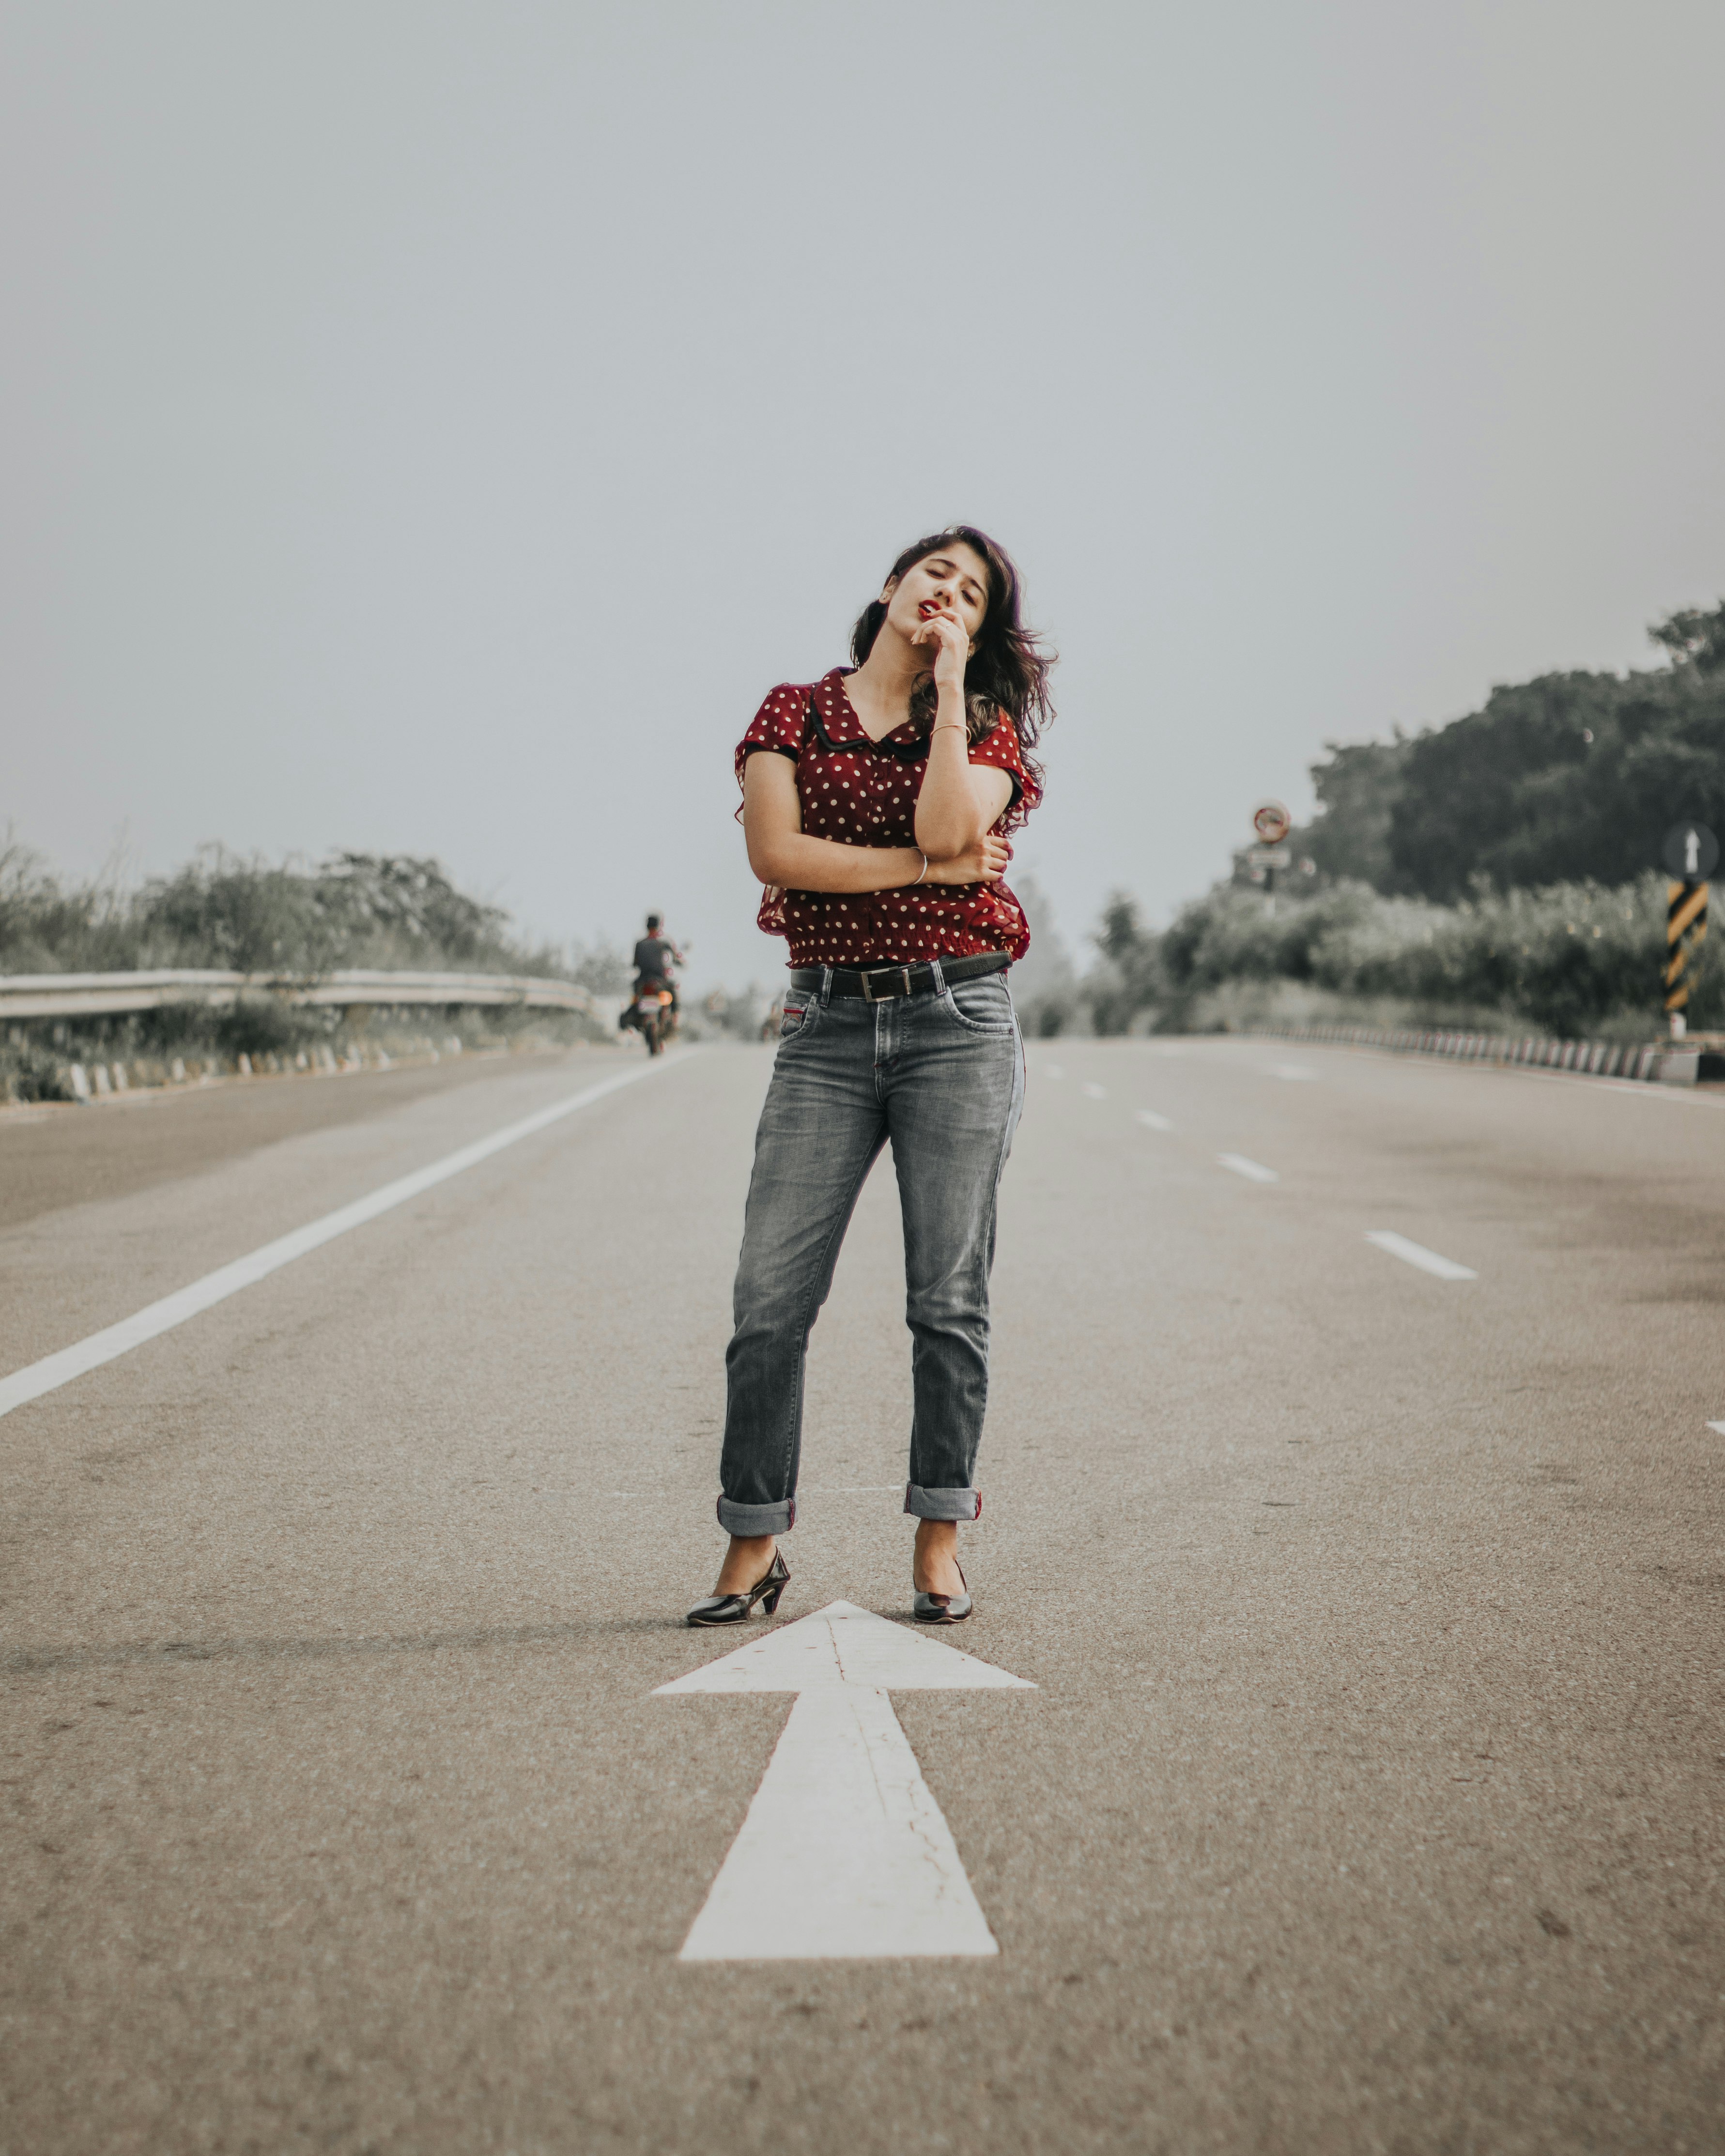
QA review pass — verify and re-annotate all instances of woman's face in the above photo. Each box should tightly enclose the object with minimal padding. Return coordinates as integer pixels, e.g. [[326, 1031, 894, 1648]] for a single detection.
[[880, 543, 992, 655]]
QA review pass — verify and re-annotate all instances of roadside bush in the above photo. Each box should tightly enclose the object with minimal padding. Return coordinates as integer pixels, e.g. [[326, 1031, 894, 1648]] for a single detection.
[[0, 836, 139, 972], [211, 996, 324, 1058], [1155, 873, 1712, 1037], [127, 849, 545, 974], [0, 837, 617, 1091], [0, 838, 582, 980], [4, 1043, 79, 1103]]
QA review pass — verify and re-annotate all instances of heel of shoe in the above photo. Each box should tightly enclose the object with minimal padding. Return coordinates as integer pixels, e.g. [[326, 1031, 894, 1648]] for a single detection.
[[911, 1559, 970, 1623], [754, 1550, 790, 1618], [685, 1546, 790, 1629]]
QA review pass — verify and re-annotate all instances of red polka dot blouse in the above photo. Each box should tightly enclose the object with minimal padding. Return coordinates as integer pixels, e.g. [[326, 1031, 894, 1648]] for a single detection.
[[736, 669, 1042, 968]]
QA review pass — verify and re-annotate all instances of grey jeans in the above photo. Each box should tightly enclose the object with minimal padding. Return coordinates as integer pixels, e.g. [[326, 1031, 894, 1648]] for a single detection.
[[717, 961, 1025, 1537]]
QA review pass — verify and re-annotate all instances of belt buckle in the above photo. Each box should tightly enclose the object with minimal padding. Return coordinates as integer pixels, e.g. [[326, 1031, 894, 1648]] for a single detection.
[[861, 964, 913, 1004]]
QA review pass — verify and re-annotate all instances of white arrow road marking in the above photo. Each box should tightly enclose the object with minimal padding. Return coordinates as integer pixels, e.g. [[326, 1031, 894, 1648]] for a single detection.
[[1365, 1230, 1478, 1281], [1135, 1109, 1172, 1131], [657, 1600, 1032, 1961], [1217, 1153, 1279, 1183], [0, 1058, 678, 1421]]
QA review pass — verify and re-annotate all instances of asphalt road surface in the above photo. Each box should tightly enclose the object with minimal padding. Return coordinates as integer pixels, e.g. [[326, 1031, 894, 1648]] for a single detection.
[[2, 1035, 1722, 2155]]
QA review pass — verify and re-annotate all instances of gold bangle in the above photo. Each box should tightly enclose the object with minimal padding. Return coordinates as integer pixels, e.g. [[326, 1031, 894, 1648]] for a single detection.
[[930, 723, 966, 736]]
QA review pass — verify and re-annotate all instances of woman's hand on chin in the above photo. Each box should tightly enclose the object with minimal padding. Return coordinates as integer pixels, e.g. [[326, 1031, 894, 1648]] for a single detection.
[[912, 606, 971, 697], [926, 833, 1011, 886]]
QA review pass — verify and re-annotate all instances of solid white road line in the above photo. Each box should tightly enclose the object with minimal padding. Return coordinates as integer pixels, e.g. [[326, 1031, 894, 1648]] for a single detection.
[[1365, 1230, 1478, 1281], [1081, 1082, 1108, 1099], [0, 1057, 675, 1421], [1135, 1109, 1172, 1131], [660, 1601, 1031, 1960], [1217, 1153, 1279, 1183]]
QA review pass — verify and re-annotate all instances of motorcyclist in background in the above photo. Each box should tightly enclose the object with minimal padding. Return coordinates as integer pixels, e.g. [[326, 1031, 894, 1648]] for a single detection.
[[632, 914, 684, 1016]]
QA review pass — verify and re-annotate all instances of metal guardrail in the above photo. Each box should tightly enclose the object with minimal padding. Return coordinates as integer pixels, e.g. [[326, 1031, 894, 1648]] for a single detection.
[[0, 968, 594, 1020]]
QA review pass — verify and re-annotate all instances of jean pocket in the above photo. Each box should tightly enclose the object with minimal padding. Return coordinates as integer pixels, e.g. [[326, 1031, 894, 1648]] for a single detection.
[[940, 975, 1017, 1034], [779, 996, 818, 1042]]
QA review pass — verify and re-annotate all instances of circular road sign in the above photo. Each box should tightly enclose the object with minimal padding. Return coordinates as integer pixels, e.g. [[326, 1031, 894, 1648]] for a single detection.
[[1661, 821, 1719, 880], [1252, 800, 1292, 845]]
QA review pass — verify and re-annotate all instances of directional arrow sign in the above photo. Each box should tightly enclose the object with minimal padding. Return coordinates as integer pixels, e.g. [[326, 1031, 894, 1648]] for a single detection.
[[656, 1600, 1033, 1960]]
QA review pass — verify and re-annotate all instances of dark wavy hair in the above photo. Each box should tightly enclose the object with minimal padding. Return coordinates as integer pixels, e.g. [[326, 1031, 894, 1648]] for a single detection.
[[849, 526, 1055, 776]]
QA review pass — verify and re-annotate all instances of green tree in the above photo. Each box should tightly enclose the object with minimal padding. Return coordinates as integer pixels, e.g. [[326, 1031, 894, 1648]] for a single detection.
[[1086, 891, 1162, 1034], [1293, 737, 1408, 887], [1648, 597, 1725, 673], [1288, 598, 1725, 903], [1384, 671, 1625, 901]]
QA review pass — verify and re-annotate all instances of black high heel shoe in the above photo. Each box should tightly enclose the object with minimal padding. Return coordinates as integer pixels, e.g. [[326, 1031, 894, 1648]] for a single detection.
[[685, 1548, 790, 1628], [912, 1560, 971, 1623]]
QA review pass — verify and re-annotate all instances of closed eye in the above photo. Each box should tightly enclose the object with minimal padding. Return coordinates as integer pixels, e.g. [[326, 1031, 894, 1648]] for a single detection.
[[920, 555, 986, 614]]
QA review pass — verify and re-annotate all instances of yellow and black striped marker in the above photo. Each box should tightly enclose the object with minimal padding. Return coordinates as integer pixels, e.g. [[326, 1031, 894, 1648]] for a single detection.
[[1665, 879, 1709, 1014]]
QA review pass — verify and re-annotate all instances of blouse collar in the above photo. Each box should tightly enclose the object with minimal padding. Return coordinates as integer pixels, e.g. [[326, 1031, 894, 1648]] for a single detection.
[[812, 668, 926, 753]]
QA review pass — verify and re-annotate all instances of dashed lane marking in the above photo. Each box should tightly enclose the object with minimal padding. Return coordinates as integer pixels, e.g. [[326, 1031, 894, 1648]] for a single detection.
[[1269, 1063, 1319, 1080], [1217, 1153, 1279, 1183], [1708, 1421, 1725, 1436], [1135, 1109, 1172, 1131], [0, 1057, 679, 1421], [1365, 1230, 1478, 1281], [1081, 1082, 1108, 1099]]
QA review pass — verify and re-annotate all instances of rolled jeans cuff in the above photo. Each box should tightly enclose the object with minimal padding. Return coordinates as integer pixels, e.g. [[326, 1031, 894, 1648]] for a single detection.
[[717, 1495, 796, 1536], [903, 1484, 982, 1522]]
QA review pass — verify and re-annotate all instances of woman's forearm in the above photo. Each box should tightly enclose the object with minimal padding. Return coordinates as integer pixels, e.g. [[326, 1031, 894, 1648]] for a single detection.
[[912, 686, 990, 859], [749, 832, 927, 895]]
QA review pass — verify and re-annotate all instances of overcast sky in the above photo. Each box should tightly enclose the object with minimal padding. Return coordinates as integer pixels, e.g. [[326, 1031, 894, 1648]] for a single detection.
[[4, 0, 1722, 990]]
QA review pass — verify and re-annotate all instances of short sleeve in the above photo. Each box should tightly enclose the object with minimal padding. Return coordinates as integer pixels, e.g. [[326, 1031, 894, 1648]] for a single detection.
[[968, 712, 1042, 832], [735, 683, 810, 796]]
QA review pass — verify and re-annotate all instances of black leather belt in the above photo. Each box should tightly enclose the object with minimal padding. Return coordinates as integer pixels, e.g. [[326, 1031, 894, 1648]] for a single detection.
[[787, 952, 1010, 1003]]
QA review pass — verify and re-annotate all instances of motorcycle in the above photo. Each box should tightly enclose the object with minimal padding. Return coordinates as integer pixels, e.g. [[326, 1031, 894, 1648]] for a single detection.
[[626, 982, 677, 1055]]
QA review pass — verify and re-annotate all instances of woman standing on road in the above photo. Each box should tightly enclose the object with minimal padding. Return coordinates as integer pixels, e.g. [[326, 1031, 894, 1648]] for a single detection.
[[687, 526, 1053, 1628]]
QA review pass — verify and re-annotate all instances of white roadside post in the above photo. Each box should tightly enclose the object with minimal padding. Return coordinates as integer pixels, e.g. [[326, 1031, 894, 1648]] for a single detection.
[[657, 1600, 1033, 1961]]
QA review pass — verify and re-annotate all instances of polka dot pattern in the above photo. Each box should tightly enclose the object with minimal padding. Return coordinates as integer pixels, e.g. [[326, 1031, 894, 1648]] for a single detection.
[[734, 669, 1043, 967]]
